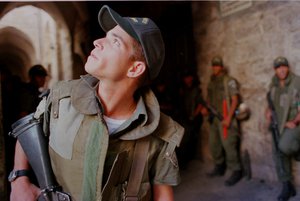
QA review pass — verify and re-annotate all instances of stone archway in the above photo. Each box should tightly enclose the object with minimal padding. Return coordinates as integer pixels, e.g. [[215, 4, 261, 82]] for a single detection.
[[0, 2, 91, 83], [0, 3, 90, 200], [0, 26, 35, 80], [0, 26, 35, 201], [0, 4, 73, 84]]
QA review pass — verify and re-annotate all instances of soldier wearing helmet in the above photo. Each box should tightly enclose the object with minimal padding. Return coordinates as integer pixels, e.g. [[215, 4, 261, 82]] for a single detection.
[[266, 56, 300, 201], [205, 56, 243, 186]]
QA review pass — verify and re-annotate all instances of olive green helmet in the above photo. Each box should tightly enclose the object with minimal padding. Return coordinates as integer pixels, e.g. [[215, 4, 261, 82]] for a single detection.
[[273, 56, 289, 68], [211, 56, 223, 66]]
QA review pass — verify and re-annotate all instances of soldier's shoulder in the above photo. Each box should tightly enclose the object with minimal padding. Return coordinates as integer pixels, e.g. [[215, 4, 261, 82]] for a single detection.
[[47, 78, 81, 104], [52, 78, 81, 95], [226, 75, 239, 89], [153, 113, 184, 147], [53, 78, 80, 90], [226, 74, 238, 82], [294, 73, 300, 82]]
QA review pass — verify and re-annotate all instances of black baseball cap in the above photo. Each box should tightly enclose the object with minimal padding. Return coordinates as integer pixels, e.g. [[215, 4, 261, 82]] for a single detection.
[[273, 56, 289, 68], [98, 5, 165, 80]]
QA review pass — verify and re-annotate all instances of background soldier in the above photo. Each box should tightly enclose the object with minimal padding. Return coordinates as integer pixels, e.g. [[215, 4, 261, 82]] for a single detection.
[[205, 56, 243, 186], [19, 64, 48, 118], [177, 70, 204, 168], [266, 56, 300, 201]]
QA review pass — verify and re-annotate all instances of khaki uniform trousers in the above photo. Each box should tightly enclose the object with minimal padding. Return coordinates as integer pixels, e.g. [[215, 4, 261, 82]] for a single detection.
[[274, 126, 300, 182], [209, 118, 241, 171]]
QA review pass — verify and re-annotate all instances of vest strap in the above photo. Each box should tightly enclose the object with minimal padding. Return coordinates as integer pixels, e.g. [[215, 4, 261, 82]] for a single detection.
[[125, 137, 150, 200], [52, 87, 60, 119]]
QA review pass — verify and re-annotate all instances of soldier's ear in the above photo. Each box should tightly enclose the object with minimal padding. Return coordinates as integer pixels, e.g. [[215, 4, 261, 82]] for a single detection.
[[127, 61, 146, 78]]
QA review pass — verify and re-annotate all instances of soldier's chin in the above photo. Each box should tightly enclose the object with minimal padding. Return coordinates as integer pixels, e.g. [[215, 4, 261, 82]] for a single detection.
[[84, 61, 93, 74]]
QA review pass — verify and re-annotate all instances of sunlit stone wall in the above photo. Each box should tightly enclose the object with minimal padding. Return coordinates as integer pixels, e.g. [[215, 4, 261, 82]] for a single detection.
[[192, 1, 300, 185]]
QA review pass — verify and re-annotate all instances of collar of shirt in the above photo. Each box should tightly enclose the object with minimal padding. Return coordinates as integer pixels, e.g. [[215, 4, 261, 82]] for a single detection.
[[71, 74, 158, 139], [271, 72, 294, 87]]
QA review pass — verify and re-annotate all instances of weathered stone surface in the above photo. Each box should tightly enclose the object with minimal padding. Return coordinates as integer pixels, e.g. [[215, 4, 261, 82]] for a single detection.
[[192, 1, 300, 185]]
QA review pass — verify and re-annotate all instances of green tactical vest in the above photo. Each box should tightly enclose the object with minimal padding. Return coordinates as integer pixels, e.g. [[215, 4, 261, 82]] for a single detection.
[[44, 75, 184, 201]]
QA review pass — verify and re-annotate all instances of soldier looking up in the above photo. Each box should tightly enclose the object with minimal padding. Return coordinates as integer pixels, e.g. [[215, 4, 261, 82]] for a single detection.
[[9, 5, 184, 201]]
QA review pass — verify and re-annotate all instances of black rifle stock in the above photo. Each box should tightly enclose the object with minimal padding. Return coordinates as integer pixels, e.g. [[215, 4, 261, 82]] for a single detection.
[[266, 92, 285, 175], [9, 113, 72, 201], [199, 97, 223, 121]]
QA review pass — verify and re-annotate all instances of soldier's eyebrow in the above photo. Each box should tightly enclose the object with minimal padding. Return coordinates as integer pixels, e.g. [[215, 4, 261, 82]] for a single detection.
[[107, 31, 126, 46]]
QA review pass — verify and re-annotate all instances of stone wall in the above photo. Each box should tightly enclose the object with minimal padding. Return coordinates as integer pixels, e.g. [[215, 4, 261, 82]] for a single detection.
[[192, 1, 300, 184]]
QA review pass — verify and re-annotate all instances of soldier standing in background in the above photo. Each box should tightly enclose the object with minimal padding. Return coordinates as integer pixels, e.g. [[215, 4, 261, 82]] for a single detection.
[[177, 70, 204, 168], [205, 56, 243, 186], [19, 64, 48, 118], [266, 56, 300, 201]]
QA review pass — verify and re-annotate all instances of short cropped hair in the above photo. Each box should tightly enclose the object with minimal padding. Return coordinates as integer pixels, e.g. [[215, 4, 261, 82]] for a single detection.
[[130, 39, 149, 87]]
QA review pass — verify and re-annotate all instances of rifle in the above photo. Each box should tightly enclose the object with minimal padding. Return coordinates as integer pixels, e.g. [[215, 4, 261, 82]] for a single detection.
[[266, 92, 285, 175], [9, 113, 72, 201], [198, 97, 223, 121]]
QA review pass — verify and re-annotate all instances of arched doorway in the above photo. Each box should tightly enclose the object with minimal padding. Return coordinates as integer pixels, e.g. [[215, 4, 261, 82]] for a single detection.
[[0, 26, 35, 80], [0, 3, 90, 200], [0, 4, 73, 84]]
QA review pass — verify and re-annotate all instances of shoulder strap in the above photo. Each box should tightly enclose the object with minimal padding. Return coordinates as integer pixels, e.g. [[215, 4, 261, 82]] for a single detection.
[[48, 80, 74, 119], [279, 82, 294, 133], [125, 137, 150, 201], [223, 75, 230, 110], [51, 86, 60, 119]]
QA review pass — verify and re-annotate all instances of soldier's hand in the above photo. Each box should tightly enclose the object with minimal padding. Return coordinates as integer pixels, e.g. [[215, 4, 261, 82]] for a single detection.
[[222, 117, 231, 128], [265, 108, 271, 123], [200, 107, 209, 116], [10, 177, 40, 201], [285, 121, 297, 129]]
